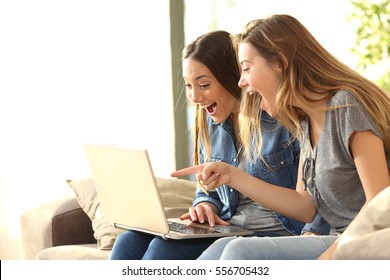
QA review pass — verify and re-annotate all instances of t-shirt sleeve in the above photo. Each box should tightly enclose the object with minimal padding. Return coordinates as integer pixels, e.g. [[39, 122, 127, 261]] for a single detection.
[[332, 92, 381, 157]]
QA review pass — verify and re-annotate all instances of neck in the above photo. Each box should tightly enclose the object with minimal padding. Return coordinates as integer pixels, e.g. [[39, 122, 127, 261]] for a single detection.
[[231, 112, 241, 143], [306, 109, 325, 147], [292, 90, 327, 146]]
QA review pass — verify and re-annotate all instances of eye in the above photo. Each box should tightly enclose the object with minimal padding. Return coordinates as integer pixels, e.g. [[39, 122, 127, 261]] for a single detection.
[[200, 83, 210, 89], [241, 63, 250, 72], [184, 83, 192, 89]]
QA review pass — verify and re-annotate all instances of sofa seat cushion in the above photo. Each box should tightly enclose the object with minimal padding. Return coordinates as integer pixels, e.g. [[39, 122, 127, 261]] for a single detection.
[[36, 244, 111, 260]]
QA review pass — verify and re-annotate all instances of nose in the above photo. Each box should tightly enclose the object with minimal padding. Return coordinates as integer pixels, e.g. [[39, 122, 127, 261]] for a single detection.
[[238, 75, 247, 88], [189, 88, 203, 103]]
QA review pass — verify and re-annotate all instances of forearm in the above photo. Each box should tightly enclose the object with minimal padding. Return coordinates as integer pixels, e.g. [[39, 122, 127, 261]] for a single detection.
[[229, 166, 316, 223]]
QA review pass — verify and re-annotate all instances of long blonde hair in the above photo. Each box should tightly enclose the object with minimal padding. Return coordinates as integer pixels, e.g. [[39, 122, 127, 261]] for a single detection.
[[239, 14, 390, 160]]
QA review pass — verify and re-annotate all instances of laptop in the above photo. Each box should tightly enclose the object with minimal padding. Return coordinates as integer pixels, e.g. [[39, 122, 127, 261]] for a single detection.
[[83, 143, 253, 239]]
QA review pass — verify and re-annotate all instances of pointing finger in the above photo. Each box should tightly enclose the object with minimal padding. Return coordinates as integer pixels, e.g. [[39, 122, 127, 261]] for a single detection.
[[171, 165, 205, 177]]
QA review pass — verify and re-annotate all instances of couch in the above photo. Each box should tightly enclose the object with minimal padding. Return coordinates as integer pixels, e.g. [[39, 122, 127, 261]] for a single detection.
[[20, 176, 390, 260], [20, 177, 197, 260]]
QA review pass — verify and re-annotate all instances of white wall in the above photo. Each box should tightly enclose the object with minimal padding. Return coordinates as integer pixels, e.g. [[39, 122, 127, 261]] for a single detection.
[[0, 0, 175, 259]]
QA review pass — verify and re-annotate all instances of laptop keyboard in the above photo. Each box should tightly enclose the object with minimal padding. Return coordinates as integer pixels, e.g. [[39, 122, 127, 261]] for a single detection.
[[168, 221, 219, 235]]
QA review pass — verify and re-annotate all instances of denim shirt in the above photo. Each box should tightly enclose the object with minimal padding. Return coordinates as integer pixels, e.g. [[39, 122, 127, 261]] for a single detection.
[[192, 112, 330, 236]]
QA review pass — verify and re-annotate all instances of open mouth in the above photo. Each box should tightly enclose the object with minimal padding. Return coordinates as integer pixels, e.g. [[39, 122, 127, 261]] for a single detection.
[[203, 102, 217, 115]]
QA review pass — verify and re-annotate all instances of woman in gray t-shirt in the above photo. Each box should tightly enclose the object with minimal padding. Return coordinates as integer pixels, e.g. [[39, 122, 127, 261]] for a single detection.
[[172, 14, 390, 260]]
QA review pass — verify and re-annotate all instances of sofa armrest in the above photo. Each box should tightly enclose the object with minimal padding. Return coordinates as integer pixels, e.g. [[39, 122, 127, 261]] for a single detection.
[[20, 196, 96, 260]]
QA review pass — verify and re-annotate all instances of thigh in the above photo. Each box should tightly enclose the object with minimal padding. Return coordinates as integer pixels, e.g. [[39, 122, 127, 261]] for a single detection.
[[220, 236, 338, 260], [142, 237, 219, 260], [197, 232, 280, 260], [197, 237, 237, 260], [109, 231, 155, 260]]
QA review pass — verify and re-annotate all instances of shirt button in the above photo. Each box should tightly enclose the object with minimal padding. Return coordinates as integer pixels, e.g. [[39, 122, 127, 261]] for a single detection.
[[280, 161, 284, 165], [230, 188, 234, 192]]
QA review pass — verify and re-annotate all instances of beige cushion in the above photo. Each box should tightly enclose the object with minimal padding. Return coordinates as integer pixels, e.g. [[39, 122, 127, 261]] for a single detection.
[[67, 177, 196, 250], [157, 177, 196, 218], [335, 186, 390, 259], [67, 178, 125, 250], [36, 244, 111, 260]]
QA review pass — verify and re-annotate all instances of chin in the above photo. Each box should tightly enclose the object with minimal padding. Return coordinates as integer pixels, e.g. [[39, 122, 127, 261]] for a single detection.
[[211, 118, 222, 124], [261, 106, 274, 117], [210, 115, 225, 124], [267, 111, 276, 117]]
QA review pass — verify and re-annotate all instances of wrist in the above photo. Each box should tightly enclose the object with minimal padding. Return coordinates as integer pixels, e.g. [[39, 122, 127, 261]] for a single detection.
[[198, 202, 218, 214], [228, 165, 241, 189]]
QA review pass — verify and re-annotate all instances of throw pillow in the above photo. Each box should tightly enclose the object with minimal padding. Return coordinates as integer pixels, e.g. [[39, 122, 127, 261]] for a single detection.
[[66, 178, 125, 250], [156, 177, 196, 218], [335, 186, 390, 259]]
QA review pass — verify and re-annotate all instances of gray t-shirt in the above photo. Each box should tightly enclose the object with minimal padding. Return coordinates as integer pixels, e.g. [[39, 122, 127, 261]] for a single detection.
[[228, 149, 290, 234], [229, 192, 289, 233], [300, 90, 390, 233]]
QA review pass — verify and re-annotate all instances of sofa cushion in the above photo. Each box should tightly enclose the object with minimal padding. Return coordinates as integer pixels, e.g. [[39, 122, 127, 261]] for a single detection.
[[157, 177, 197, 218], [52, 207, 96, 246], [36, 244, 111, 260], [67, 177, 196, 250], [67, 178, 125, 250]]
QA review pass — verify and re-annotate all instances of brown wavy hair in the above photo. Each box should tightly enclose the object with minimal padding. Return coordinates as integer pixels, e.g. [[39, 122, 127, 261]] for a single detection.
[[182, 31, 242, 166]]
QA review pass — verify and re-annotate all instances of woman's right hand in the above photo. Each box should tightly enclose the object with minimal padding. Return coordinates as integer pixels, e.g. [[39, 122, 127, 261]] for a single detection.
[[180, 202, 230, 227]]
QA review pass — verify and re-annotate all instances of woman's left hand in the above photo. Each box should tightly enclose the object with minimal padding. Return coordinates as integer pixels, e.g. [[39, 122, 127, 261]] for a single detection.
[[171, 162, 233, 191]]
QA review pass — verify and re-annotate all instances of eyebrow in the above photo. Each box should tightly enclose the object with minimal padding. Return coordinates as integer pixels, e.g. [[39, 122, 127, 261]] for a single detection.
[[194, 74, 210, 80], [239, 60, 250, 65], [183, 74, 211, 81]]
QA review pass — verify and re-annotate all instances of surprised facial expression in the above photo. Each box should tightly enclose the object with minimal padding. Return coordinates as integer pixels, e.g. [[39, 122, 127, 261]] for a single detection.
[[238, 42, 283, 117], [183, 58, 239, 123]]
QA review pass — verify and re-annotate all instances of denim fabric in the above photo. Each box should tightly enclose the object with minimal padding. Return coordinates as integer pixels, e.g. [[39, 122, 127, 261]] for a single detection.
[[193, 112, 307, 235], [198, 235, 337, 260], [110, 230, 219, 260]]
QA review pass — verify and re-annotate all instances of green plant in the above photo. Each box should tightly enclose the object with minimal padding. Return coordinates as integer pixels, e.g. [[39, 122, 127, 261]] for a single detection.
[[349, 0, 390, 92]]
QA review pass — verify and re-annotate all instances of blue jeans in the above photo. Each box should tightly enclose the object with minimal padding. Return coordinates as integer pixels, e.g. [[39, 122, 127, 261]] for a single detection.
[[109, 230, 219, 260], [198, 235, 338, 260], [109, 230, 287, 260]]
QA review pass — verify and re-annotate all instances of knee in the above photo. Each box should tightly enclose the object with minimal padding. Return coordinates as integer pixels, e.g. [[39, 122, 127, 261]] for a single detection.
[[114, 231, 136, 246], [220, 237, 280, 260], [198, 237, 236, 260], [142, 238, 169, 260], [220, 238, 251, 260]]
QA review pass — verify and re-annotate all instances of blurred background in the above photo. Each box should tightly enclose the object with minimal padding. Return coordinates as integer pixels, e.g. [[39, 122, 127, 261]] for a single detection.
[[0, 0, 388, 259]]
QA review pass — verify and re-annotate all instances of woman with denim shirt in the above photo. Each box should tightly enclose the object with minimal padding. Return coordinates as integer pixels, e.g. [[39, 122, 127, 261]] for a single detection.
[[109, 30, 328, 260], [193, 112, 305, 235]]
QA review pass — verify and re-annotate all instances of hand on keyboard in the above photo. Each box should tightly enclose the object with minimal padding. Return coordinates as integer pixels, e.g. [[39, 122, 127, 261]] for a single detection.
[[180, 202, 230, 227]]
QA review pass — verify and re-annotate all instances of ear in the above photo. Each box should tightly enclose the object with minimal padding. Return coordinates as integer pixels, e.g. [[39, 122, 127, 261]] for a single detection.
[[279, 52, 289, 70]]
